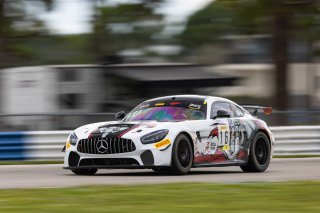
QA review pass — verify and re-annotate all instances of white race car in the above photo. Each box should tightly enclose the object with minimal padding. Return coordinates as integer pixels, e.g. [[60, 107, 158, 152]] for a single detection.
[[63, 95, 274, 175]]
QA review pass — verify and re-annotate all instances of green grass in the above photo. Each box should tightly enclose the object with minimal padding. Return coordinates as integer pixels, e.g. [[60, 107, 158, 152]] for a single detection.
[[0, 182, 319, 213]]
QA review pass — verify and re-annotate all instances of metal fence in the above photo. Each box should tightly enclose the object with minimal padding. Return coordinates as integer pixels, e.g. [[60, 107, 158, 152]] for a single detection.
[[0, 126, 319, 161]]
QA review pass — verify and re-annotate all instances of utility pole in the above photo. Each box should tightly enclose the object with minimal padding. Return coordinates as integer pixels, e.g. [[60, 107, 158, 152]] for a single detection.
[[272, 0, 316, 125], [273, 1, 290, 125]]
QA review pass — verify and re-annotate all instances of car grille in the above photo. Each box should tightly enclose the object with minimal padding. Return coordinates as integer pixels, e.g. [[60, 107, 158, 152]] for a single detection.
[[77, 138, 136, 154]]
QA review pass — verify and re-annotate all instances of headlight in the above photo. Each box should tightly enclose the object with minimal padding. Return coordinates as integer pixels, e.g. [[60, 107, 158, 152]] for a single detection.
[[140, 129, 169, 144], [67, 132, 78, 146]]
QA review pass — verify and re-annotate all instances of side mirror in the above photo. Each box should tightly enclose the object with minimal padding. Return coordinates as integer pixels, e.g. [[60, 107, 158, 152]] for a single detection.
[[212, 110, 231, 119], [115, 111, 126, 120]]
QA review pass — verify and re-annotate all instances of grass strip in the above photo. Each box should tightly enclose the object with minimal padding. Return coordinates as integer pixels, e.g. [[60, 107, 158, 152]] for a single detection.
[[0, 181, 319, 213]]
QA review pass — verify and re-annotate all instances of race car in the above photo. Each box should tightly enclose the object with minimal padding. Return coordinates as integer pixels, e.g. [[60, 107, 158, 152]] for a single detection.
[[63, 95, 274, 175]]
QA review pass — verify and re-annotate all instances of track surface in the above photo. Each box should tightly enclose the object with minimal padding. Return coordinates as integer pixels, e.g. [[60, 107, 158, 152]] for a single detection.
[[0, 158, 319, 189]]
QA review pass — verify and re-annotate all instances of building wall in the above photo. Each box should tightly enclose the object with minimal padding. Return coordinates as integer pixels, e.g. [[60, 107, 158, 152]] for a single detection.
[[210, 63, 319, 108], [2, 66, 57, 114], [1, 66, 57, 129], [209, 64, 274, 98], [54, 66, 113, 128], [0, 65, 112, 130]]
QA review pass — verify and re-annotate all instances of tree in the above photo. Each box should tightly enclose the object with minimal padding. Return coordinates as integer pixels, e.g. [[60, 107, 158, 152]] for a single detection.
[[91, 1, 164, 62], [180, 0, 319, 124], [180, 1, 236, 51], [0, 0, 54, 67]]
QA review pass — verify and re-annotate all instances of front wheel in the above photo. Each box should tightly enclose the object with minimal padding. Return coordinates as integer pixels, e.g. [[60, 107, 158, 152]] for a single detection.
[[71, 168, 98, 175], [170, 134, 193, 175], [241, 132, 271, 173]]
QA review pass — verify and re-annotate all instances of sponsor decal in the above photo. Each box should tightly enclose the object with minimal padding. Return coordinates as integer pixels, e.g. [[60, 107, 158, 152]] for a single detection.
[[116, 125, 139, 138], [194, 149, 225, 164], [140, 122, 157, 128], [188, 103, 201, 110], [220, 125, 227, 131], [195, 119, 246, 163], [66, 142, 71, 150], [129, 128, 142, 133], [196, 127, 219, 156], [206, 128, 218, 155], [222, 145, 230, 151], [155, 102, 165, 106], [99, 126, 129, 138], [169, 101, 182, 106], [89, 124, 136, 138], [154, 138, 171, 149], [196, 131, 202, 142], [140, 104, 150, 109], [218, 125, 230, 146], [223, 119, 245, 160], [237, 149, 246, 159]]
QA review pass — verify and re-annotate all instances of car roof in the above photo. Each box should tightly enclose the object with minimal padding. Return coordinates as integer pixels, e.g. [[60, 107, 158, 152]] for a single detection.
[[146, 95, 231, 103]]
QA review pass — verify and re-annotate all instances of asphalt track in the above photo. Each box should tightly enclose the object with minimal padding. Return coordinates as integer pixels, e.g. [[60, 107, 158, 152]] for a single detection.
[[0, 158, 319, 189]]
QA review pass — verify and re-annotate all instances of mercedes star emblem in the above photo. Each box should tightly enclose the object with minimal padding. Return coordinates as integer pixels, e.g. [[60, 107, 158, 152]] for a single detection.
[[96, 139, 108, 154]]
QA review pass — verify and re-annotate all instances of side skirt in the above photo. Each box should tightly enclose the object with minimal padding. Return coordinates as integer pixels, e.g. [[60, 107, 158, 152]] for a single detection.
[[193, 160, 247, 168]]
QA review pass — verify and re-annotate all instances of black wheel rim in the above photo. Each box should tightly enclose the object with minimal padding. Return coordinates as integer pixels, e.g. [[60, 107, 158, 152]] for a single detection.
[[255, 138, 268, 165], [177, 140, 191, 168]]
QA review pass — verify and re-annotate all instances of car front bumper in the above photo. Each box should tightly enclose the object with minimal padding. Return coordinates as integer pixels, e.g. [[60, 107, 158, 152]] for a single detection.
[[63, 137, 173, 168]]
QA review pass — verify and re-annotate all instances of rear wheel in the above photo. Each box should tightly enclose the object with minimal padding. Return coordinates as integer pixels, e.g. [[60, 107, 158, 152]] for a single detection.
[[170, 134, 193, 175], [241, 132, 271, 172], [71, 168, 98, 175]]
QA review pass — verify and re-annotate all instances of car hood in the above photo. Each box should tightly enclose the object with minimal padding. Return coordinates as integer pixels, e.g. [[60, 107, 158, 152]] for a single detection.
[[73, 120, 185, 140]]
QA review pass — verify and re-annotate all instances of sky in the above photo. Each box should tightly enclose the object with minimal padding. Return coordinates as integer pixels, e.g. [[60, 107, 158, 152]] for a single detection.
[[39, 0, 214, 34]]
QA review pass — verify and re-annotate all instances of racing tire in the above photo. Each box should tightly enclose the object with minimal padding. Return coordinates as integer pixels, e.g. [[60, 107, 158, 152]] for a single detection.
[[170, 134, 193, 175], [240, 132, 271, 173], [71, 168, 98, 175]]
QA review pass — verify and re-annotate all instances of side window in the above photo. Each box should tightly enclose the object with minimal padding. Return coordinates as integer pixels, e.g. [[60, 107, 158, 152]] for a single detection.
[[211, 101, 234, 118], [230, 103, 244, 117]]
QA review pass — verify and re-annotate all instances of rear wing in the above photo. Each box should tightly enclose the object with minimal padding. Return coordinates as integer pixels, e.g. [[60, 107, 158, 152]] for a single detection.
[[241, 105, 272, 116]]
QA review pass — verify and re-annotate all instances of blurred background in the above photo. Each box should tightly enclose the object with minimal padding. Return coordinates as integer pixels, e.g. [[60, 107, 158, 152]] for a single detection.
[[1, 0, 320, 131]]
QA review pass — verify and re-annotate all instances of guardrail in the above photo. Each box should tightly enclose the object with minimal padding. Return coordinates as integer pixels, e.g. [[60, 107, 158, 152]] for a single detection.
[[0, 126, 319, 161], [270, 126, 320, 155], [24, 131, 71, 160]]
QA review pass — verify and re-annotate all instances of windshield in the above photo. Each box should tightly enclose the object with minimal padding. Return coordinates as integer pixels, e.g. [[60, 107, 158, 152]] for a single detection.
[[124, 99, 207, 122]]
